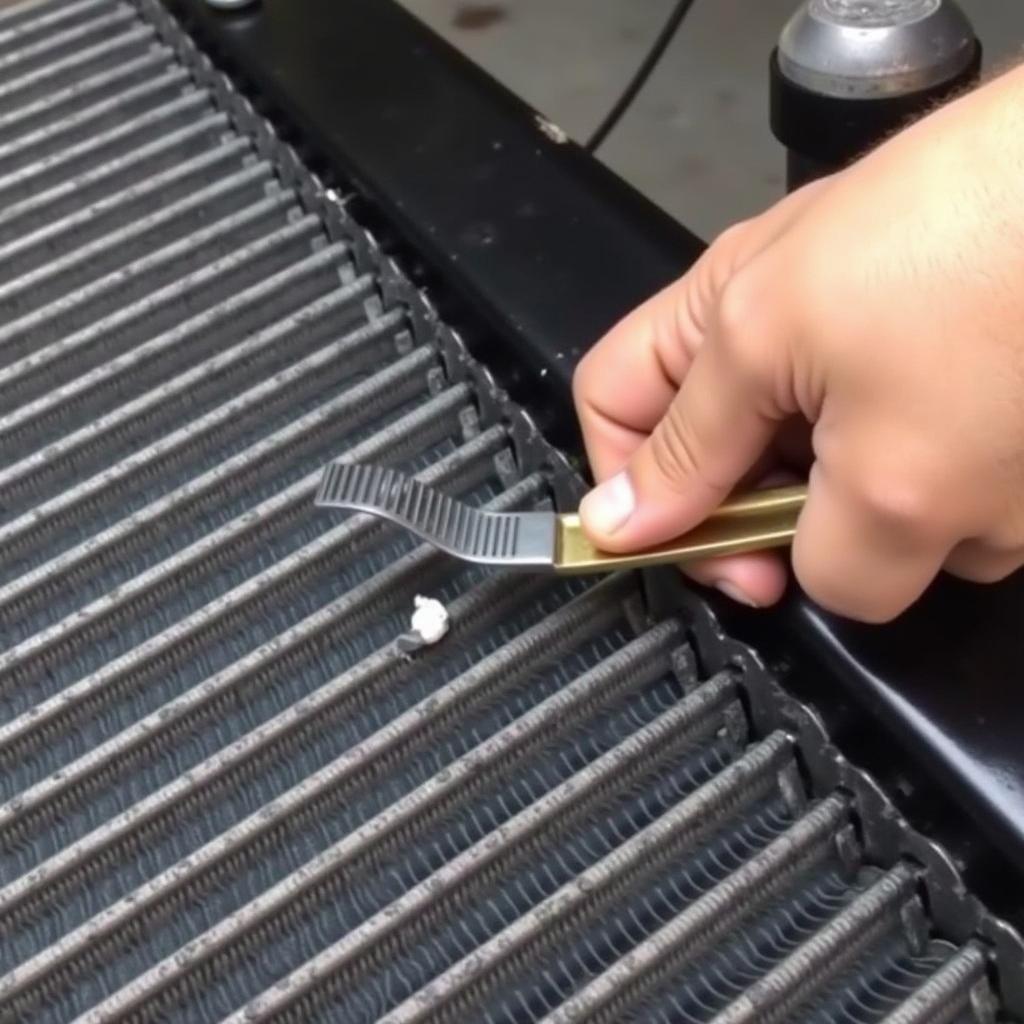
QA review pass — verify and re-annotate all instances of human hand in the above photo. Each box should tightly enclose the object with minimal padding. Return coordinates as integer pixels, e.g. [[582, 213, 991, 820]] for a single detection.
[[573, 67, 1024, 622]]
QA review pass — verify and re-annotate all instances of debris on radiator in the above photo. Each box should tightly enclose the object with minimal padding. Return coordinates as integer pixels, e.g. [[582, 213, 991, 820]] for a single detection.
[[409, 593, 451, 645], [395, 594, 452, 655]]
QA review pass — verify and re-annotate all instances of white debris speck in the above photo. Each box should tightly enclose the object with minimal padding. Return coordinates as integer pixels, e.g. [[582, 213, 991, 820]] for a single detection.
[[535, 114, 569, 144], [410, 595, 450, 645]]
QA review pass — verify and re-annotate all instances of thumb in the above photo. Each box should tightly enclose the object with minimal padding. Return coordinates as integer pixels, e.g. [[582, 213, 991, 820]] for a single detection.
[[579, 284, 789, 552]]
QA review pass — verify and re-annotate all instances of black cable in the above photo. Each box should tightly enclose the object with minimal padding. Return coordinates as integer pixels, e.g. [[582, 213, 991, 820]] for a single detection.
[[585, 0, 700, 153]]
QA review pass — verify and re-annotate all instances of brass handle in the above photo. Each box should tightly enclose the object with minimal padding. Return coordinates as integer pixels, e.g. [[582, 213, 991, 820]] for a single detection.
[[554, 484, 808, 574]]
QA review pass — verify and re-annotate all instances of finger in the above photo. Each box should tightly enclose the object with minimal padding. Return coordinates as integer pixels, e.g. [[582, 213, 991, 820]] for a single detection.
[[683, 550, 789, 608], [791, 462, 953, 622], [574, 180, 830, 483], [944, 539, 1024, 584], [680, 466, 801, 607], [574, 281, 696, 481], [579, 267, 789, 552]]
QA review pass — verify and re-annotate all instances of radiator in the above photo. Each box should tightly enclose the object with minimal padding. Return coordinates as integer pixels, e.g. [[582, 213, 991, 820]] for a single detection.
[[0, 1, 1016, 1022]]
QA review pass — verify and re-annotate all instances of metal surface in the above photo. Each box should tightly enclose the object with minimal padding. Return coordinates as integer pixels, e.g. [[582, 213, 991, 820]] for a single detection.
[[778, 0, 976, 98], [556, 486, 804, 572], [0, 0, 1018, 1022], [317, 462, 804, 573], [316, 461, 557, 569], [771, 0, 980, 187]]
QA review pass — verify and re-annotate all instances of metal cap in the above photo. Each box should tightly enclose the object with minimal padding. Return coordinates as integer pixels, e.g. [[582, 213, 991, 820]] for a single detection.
[[778, 0, 977, 99], [204, 0, 259, 10]]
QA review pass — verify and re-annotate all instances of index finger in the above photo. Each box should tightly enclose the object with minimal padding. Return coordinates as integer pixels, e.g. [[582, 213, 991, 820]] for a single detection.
[[573, 178, 830, 483], [572, 280, 696, 481]]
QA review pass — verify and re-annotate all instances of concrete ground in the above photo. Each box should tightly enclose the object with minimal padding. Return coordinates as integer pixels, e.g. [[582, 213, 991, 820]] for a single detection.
[[397, 0, 1024, 240]]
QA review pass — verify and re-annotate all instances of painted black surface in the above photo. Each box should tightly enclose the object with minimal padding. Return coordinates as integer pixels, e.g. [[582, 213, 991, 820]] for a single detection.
[[161, 0, 1024, 906], [769, 46, 982, 188], [713, 574, 1024, 920], [161, 0, 703, 454]]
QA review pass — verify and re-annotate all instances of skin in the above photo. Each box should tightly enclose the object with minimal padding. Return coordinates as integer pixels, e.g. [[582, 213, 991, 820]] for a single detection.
[[573, 65, 1024, 623]]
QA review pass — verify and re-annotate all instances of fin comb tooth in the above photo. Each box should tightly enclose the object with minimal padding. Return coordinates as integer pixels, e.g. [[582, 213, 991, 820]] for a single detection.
[[315, 462, 557, 568]]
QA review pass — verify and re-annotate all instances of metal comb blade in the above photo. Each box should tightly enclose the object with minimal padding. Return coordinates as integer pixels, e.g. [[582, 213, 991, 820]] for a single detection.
[[316, 461, 807, 574]]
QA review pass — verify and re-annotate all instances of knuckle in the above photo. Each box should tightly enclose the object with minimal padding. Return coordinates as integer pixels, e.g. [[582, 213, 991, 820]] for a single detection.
[[715, 274, 771, 384], [571, 351, 599, 408], [713, 220, 752, 253], [852, 470, 937, 539], [649, 404, 703, 493], [716, 275, 755, 345]]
